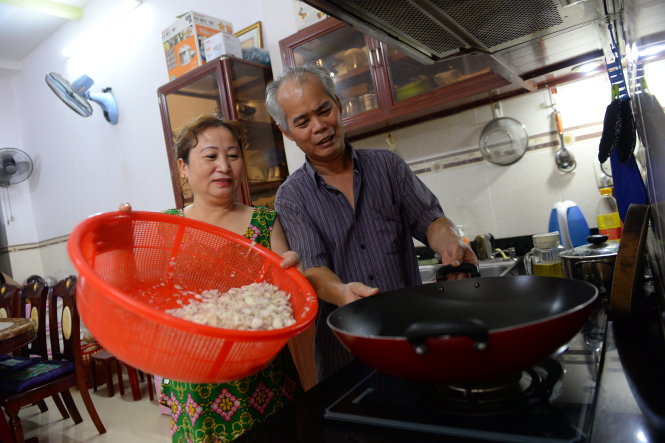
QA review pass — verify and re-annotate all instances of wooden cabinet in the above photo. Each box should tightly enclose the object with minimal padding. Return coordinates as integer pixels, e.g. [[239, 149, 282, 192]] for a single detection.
[[158, 56, 288, 209], [279, 18, 513, 138]]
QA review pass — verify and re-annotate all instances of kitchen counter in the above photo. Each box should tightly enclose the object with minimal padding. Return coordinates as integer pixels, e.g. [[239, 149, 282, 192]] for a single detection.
[[589, 326, 656, 443], [237, 323, 660, 443]]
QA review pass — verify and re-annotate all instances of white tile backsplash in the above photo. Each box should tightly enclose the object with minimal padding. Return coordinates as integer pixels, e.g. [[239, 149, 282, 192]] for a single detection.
[[420, 162, 497, 238], [354, 72, 616, 241]]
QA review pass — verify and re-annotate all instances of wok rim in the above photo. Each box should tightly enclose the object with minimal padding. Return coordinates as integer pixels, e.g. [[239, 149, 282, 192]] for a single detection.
[[327, 276, 599, 340]]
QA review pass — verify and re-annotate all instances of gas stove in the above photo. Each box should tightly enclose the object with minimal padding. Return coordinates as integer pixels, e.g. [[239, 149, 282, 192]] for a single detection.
[[324, 305, 608, 442]]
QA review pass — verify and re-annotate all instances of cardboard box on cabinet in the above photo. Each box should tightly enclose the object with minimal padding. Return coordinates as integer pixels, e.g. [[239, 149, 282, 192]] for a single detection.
[[203, 32, 242, 61], [161, 11, 233, 80]]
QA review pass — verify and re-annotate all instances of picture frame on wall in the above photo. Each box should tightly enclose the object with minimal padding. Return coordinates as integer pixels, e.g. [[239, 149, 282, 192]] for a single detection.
[[234, 21, 263, 49]]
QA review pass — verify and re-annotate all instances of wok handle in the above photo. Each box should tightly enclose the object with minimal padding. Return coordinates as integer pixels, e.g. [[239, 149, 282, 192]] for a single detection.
[[436, 262, 481, 281], [405, 319, 489, 355]]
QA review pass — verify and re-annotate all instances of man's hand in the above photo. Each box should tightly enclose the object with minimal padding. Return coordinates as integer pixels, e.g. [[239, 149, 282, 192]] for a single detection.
[[440, 238, 478, 280], [427, 217, 479, 280], [339, 282, 379, 306], [305, 267, 379, 307]]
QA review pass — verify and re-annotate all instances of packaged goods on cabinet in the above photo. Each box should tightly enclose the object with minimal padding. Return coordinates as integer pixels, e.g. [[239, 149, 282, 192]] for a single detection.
[[203, 32, 242, 61], [161, 11, 233, 80]]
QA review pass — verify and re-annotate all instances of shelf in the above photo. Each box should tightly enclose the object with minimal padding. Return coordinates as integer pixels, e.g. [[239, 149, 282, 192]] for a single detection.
[[280, 17, 514, 140], [158, 57, 289, 209]]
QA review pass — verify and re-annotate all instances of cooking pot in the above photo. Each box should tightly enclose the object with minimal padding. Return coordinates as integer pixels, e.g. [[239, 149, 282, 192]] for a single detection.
[[343, 98, 359, 115], [328, 263, 598, 383], [560, 234, 619, 296], [343, 48, 368, 70]]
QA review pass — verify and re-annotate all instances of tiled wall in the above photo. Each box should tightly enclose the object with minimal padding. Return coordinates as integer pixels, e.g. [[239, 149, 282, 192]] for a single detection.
[[352, 71, 658, 243]]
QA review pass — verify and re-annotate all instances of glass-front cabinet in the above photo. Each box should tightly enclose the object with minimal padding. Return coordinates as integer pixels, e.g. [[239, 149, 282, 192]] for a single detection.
[[158, 56, 288, 209], [290, 25, 380, 120], [280, 18, 511, 137]]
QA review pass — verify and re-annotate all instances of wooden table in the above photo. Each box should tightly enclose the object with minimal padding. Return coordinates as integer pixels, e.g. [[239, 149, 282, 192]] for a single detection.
[[0, 318, 37, 442], [0, 318, 36, 354]]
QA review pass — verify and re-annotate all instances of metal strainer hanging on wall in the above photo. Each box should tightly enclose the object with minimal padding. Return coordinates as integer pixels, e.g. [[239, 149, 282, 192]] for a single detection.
[[479, 102, 529, 166]]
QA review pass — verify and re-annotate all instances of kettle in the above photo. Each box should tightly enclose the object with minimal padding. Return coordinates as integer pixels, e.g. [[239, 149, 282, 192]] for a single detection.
[[548, 201, 590, 250]]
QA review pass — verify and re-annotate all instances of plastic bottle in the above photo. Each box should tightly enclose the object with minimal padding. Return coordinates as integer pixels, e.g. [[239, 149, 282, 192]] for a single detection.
[[456, 225, 470, 246], [595, 187, 622, 241]]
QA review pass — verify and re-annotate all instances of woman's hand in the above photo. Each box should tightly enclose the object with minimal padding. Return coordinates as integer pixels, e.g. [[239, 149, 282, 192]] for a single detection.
[[280, 250, 304, 272], [119, 202, 132, 212]]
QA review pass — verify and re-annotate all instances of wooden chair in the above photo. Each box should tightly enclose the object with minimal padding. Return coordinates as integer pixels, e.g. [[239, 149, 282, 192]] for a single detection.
[[0, 276, 106, 442], [90, 350, 155, 401], [9, 277, 66, 417], [0, 283, 19, 319], [14, 277, 49, 359]]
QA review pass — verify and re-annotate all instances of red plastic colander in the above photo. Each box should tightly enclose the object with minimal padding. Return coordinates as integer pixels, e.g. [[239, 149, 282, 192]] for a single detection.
[[67, 211, 318, 383]]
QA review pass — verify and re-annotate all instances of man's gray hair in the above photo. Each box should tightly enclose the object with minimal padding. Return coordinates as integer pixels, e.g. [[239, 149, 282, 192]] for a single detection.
[[265, 61, 337, 132]]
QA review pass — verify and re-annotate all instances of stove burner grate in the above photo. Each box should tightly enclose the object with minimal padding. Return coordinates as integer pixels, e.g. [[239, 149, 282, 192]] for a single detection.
[[415, 358, 565, 415]]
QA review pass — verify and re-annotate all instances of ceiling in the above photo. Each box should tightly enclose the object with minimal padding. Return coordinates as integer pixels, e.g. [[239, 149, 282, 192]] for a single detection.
[[0, 0, 93, 77]]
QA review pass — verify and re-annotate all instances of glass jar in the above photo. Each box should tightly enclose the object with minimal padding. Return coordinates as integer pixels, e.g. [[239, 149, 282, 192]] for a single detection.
[[524, 232, 565, 277]]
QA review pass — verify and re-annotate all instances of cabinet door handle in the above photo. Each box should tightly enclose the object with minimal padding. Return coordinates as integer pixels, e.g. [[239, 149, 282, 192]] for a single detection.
[[368, 49, 375, 67], [374, 48, 382, 67]]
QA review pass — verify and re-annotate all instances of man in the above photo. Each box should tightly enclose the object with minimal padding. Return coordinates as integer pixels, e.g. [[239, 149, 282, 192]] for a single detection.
[[265, 62, 478, 382]]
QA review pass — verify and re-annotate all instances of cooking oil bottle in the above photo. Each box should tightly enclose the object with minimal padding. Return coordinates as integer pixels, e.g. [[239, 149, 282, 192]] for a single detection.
[[524, 232, 565, 277], [596, 187, 622, 241]]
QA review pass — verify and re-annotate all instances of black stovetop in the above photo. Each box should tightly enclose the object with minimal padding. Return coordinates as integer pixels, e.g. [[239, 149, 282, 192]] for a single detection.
[[237, 302, 659, 443], [323, 307, 607, 443]]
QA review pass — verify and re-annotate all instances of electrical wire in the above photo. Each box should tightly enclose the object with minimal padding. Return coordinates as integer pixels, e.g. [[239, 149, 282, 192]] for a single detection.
[[1, 186, 9, 225], [5, 186, 14, 223]]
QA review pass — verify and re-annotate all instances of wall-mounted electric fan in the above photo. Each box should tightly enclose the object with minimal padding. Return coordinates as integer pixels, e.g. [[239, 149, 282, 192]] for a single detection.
[[0, 148, 34, 225], [45, 72, 119, 124]]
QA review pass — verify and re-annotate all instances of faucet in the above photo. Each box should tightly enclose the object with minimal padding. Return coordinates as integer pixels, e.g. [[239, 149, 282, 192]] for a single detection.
[[492, 248, 515, 260]]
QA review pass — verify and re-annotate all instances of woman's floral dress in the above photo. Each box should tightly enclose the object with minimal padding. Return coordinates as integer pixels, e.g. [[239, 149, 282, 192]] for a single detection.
[[160, 207, 302, 442]]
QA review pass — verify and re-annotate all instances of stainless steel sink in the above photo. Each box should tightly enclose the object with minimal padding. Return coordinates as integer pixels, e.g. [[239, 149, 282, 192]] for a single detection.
[[419, 258, 523, 282]]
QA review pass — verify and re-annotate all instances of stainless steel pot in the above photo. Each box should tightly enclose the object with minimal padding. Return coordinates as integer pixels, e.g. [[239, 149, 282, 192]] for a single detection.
[[560, 235, 619, 295]]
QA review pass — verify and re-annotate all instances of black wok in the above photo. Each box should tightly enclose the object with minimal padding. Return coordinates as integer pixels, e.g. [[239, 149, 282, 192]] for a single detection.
[[328, 264, 598, 383]]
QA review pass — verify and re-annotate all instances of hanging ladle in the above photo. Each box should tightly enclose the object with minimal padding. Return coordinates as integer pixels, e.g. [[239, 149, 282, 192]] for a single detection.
[[549, 88, 576, 173], [554, 111, 577, 172]]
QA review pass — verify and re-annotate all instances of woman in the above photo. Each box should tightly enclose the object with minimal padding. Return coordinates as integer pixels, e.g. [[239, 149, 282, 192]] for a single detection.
[[129, 113, 303, 442]]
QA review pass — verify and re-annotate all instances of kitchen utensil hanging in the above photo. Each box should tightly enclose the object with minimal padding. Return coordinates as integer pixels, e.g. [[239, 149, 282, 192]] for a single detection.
[[479, 102, 528, 166], [549, 88, 577, 173], [0, 148, 34, 225], [597, 22, 648, 220]]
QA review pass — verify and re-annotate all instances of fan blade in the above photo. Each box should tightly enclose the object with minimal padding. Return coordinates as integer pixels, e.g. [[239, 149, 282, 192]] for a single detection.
[[15, 161, 31, 176]]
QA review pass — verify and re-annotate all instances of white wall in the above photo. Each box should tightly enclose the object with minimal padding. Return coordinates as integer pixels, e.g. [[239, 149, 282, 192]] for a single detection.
[[3, 0, 269, 281], [0, 76, 37, 244]]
